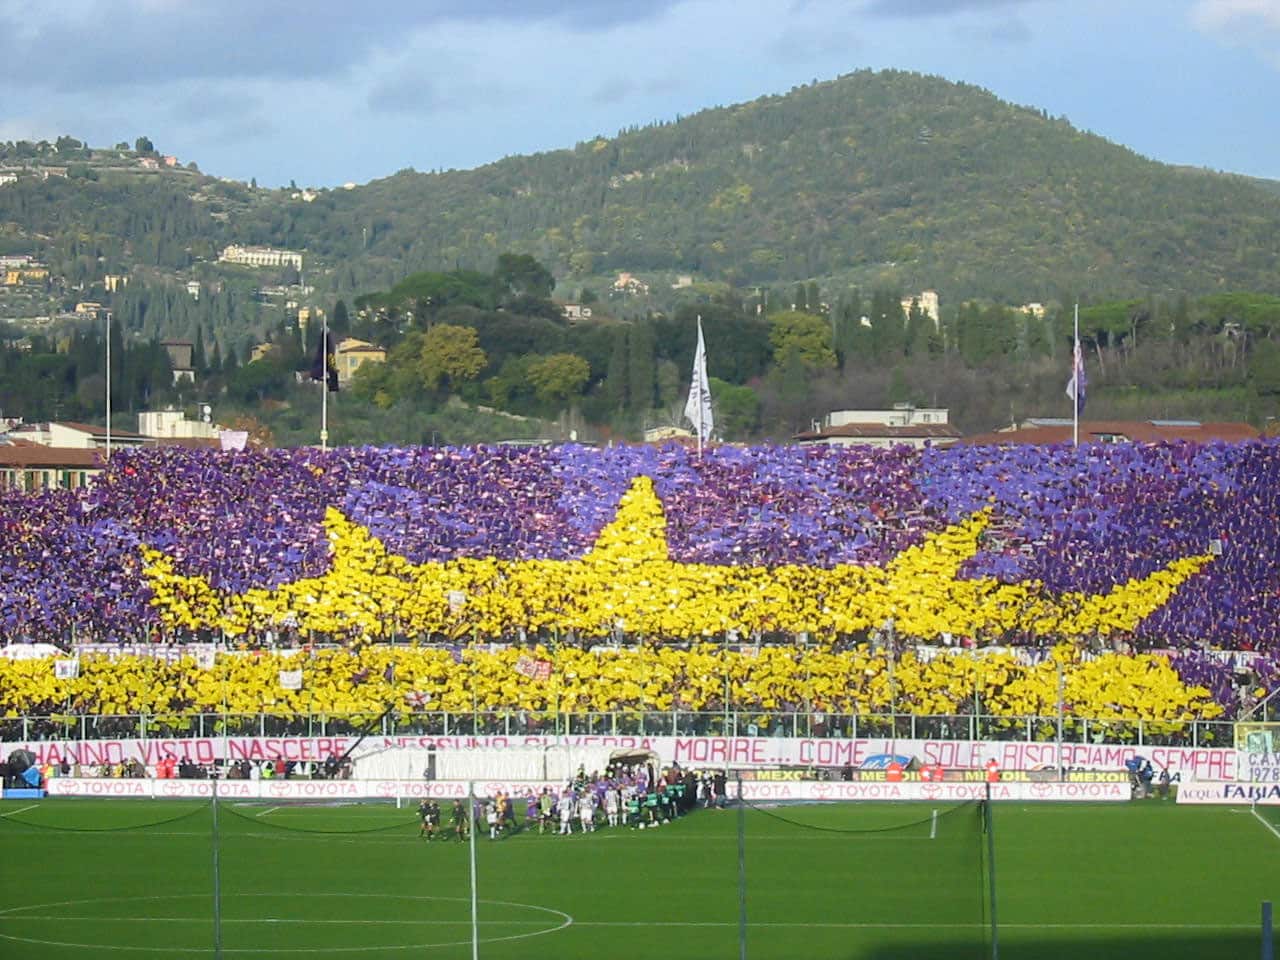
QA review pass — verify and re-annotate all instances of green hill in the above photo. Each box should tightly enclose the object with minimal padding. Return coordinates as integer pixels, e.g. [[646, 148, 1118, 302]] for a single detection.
[[278, 69, 1280, 305], [4, 69, 1280, 327]]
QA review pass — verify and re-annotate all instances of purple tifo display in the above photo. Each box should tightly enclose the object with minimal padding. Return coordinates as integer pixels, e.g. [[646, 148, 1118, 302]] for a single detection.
[[0, 440, 1277, 650]]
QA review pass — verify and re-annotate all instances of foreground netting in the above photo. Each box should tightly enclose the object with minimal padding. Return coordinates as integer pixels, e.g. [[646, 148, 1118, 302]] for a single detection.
[[0, 790, 995, 959], [214, 797, 483, 957], [0, 793, 488, 959], [735, 796, 992, 959]]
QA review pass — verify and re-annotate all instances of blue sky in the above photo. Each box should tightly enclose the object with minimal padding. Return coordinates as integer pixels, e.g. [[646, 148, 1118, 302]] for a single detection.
[[1, 0, 1276, 188]]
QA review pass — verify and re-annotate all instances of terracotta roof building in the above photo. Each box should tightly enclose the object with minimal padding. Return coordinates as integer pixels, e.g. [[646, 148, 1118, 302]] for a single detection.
[[0, 439, 100, 491], [335, 337, 386, 386]]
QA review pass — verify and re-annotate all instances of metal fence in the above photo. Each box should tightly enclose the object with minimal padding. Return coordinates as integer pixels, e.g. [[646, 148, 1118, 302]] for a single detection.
[[0, 710, 1236, 747]]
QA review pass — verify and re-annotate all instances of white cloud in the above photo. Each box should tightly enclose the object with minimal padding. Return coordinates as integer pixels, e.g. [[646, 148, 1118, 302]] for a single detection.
[[1192, 0, 1280, 30], [1191, 0, 1280, 66]]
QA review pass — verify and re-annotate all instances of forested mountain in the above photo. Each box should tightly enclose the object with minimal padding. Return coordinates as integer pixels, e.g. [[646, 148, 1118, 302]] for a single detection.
[[265, 69, 1280, 305], [2, 69, 1279, 319], [3, 70, 1280, 444]]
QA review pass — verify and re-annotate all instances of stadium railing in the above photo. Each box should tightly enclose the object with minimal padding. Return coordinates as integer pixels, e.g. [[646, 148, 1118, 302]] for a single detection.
[[0, 710, 1235, 747]]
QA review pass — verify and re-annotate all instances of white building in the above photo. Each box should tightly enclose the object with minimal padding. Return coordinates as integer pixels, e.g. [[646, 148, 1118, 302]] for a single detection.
[[9, 421, 150, 451], [138, 409, 219, 441], [219, 244, 303, 271], [900, 290, 940, 329], [795, 405, 960, 449], [824, 406, 951, 428]]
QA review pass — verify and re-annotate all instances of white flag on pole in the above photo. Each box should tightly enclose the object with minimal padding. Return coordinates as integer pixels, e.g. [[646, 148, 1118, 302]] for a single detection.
[[219, 430, 248, 452], [683, 316, 714, 442], [1064, 338, 1087, 413]]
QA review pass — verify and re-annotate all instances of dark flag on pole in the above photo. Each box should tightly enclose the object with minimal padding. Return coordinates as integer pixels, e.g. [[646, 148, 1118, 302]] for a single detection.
[[310, 332, 339, 392]]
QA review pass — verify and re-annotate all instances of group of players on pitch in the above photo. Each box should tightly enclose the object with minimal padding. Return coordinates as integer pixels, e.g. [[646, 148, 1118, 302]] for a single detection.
[[417, 766, 707, 841]]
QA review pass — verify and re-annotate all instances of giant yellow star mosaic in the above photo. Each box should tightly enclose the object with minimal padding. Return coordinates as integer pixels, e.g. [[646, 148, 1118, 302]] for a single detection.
[[140, 476, 1213, 641]]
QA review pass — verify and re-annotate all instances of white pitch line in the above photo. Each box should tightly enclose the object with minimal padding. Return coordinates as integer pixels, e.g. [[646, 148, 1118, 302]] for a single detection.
[[255, 807, 280, 818], [559, 921, 1257, 930], [0, 917, 552, 927], [594, 833, 932, 842], [0, 916, 1255, 932], [1252, 805, 1280, 845], [0, 804, 38, 818]]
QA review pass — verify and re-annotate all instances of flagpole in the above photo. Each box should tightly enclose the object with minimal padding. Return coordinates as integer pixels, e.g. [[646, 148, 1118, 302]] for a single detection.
[[1072, 303, 1079, 448], [320, 310, 329, 452], [104, 310, 112, 461], [696, 315, 704, 459], [468, 779, 479, 960]]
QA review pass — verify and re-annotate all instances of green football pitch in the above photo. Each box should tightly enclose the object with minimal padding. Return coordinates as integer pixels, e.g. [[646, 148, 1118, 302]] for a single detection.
[[1, 795, 1277, 959]]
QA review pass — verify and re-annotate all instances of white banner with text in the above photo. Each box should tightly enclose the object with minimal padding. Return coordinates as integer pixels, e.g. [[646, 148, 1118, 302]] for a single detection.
[[41, 777, 1127, 803], [6, 733, 1236, 781], [1175, 781, 1280, 805]]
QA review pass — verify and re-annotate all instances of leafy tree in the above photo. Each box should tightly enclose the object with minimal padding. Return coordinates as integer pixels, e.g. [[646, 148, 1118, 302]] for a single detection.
[[1248, 340, 1280, 397], [134, 136, 155, 154], [710, 377, 760, 439], [603, 328, 629, 411], [768, 310, 837, 369], [332, 299, 350, 335], [359, 270, 499, 325], [627, 320, 657, 411], [526, 353, 590, 409], [653, 305, 772, 383], [227, 359, 288, 404], [418, 324, 486, 393], [655, 358, 681, 407], [485, 355, 537, 411], [494, 253, 554, 300]]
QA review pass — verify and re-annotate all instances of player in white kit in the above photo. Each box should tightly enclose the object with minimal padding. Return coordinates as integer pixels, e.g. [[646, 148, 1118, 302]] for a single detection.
[[604, 787, 620, 827], [559, 792, 574, 835], [578, 792, 596, 833]]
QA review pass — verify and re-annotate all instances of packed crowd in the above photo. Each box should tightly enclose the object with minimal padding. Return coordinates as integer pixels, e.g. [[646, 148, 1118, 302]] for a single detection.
[[2, 441, 1277, 648], [0, 642, 1238, 728]]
